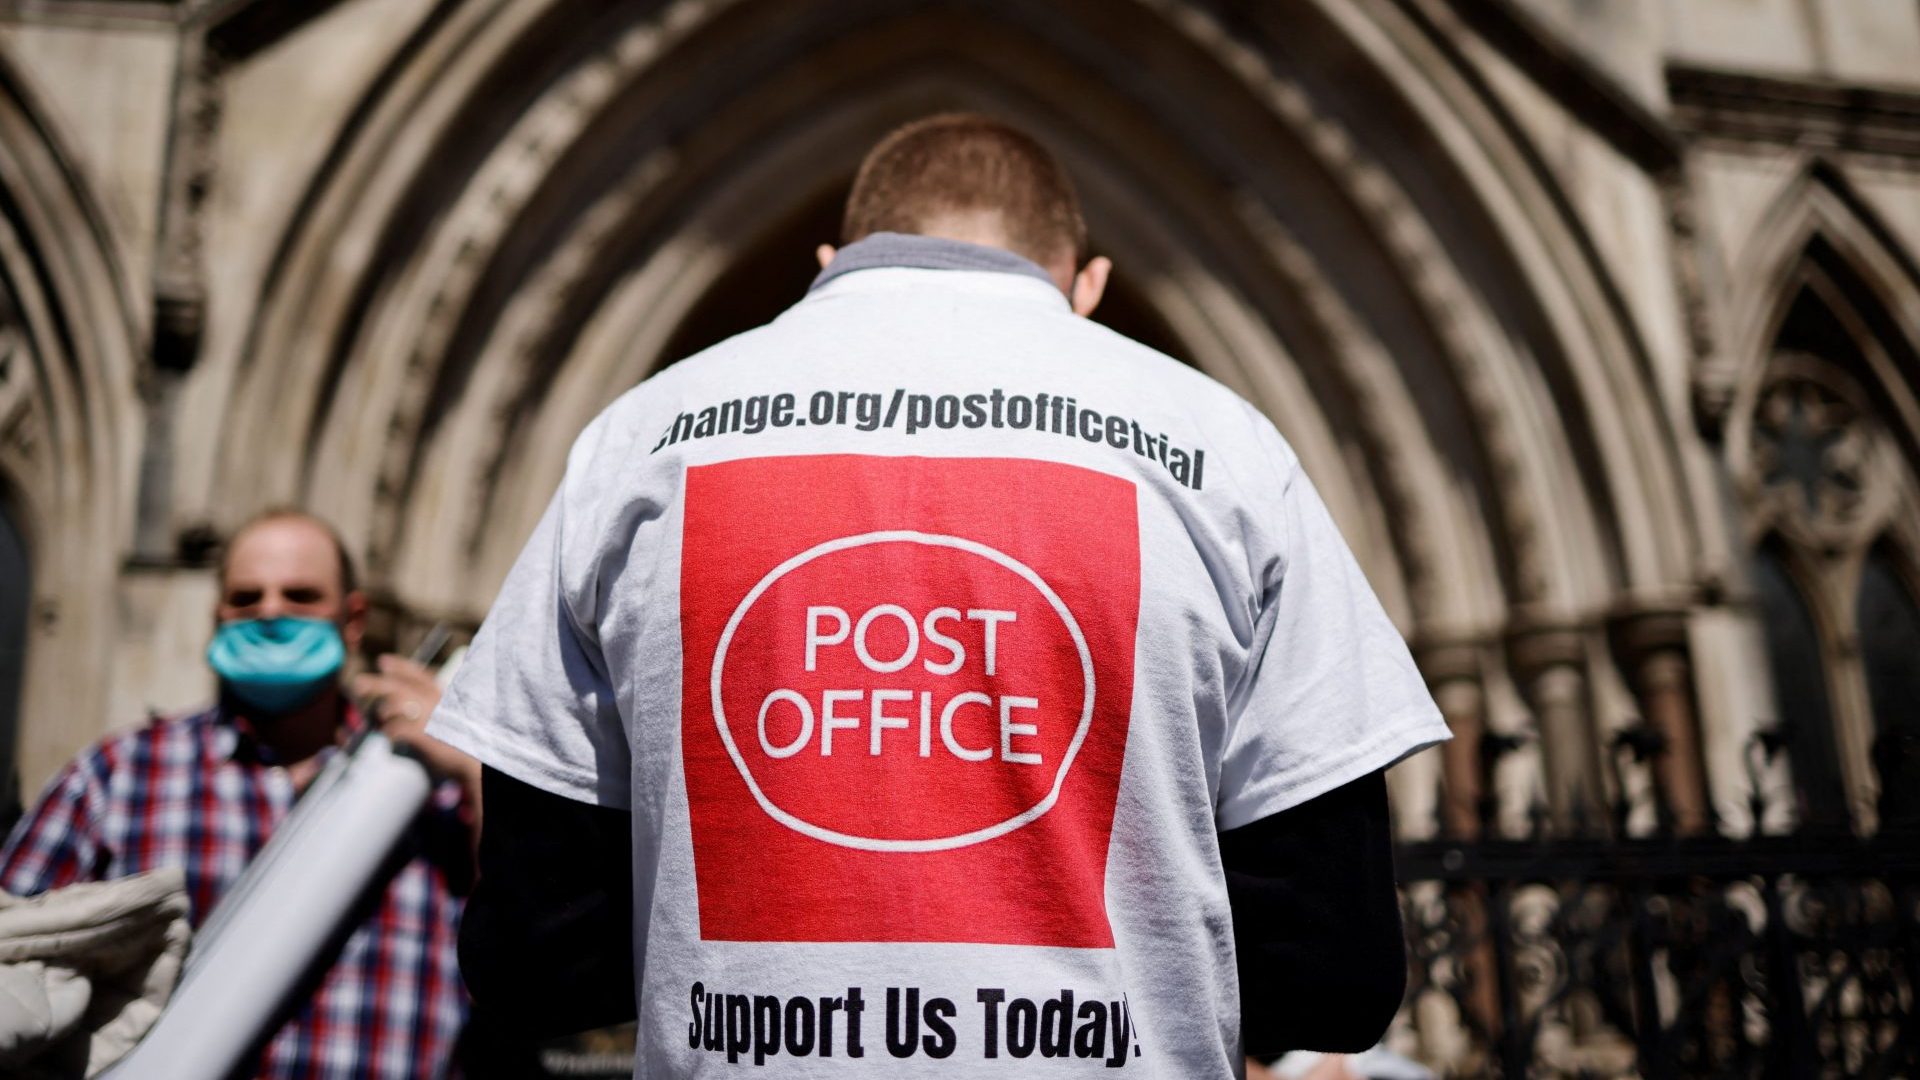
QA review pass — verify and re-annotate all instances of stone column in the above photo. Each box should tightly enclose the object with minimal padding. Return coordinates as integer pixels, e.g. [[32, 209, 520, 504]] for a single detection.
[[1509, 627, 1601, 834], [1418, 642, 1501, 1047], [1420, 641, 1487, 838], [1617, 611, 1713, 834]]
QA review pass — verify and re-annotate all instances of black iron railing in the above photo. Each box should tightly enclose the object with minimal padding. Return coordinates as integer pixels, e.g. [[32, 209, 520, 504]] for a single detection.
[[1395, 827, 1920, 1078]]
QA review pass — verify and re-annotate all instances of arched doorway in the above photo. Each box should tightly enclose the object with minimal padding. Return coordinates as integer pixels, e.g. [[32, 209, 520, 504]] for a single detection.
[[226, 0, 1707, 845], [0, 58, 140, 791]]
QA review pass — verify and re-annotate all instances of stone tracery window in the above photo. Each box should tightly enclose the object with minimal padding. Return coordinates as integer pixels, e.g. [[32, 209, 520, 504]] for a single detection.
[[1751, 365, 1871, 529], [1732, 287, 1920, 833]]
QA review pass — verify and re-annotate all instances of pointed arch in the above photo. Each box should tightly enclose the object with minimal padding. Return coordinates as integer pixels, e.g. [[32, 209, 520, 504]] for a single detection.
[[216, 0, 1704, 723], [0, 55, 143, 788], [1730, 161, 1920, 449], [1720, 161, 1920, 831]]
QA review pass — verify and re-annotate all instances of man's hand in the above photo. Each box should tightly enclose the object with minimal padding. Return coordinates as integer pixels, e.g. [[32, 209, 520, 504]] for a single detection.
[[354, 656, 481, 797]]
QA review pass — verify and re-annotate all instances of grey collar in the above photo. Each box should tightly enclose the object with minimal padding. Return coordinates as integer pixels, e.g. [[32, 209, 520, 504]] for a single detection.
[[809, 232, 1057, 292]]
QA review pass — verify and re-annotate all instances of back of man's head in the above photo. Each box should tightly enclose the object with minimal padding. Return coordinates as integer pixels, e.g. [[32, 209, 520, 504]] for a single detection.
[[842, 113, 1087, 269]]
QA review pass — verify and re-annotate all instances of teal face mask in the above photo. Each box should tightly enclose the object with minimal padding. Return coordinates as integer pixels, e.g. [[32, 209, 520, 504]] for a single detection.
[[206, 616, 346, 714]]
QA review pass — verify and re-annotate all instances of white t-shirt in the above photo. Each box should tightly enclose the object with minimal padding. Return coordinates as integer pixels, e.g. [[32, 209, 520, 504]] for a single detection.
[[430, 246, 1449, 1079]]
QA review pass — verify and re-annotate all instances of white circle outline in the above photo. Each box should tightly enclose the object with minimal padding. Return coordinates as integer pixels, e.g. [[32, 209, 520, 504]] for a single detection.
[[711, 531, 1096, 853]]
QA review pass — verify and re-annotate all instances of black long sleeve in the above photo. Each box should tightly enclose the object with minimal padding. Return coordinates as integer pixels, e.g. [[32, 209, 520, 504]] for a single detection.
[[1219, 768, 1406, 1058], [458, 765, 637, 1041]]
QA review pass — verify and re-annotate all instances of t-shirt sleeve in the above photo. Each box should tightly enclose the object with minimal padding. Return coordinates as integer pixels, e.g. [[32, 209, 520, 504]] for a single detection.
[[1214, 438, 1451, 831], [428, 420, 632, 809]]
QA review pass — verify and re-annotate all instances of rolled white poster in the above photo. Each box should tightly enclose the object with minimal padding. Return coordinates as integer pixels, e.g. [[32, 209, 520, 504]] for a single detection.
[[103, 732, 432, 1079]]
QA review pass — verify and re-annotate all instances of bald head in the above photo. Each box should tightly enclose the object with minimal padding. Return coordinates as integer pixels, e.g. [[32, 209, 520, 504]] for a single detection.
[[219, 510, 356, 597], [215, 509, 366, 651], [842, 113, 1088, 268]]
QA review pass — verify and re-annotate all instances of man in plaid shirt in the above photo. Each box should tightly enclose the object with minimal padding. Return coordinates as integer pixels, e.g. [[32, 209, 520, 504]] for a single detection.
[[0, 509, 480, 1078]]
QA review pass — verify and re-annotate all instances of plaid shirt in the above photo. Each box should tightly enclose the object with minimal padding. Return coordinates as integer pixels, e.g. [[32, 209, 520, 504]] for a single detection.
[[0, 704, 470, 1079]]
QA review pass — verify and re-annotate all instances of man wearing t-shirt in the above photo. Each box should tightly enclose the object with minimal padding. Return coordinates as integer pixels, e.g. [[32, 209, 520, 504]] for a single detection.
[[431, 114, 1449, 1077]]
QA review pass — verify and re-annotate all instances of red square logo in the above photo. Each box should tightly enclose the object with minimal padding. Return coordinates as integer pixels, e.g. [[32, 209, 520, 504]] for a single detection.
[[680, 455, 1140, 947]]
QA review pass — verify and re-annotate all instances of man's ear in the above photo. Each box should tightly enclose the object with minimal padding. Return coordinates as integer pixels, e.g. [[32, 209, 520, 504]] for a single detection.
[[815, 244, 837, 270], [339, 590, 369, 655], [1071, 256, 1112, 318]]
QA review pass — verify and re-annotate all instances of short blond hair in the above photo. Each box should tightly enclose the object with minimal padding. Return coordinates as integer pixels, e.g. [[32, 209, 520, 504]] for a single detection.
[[842, 113, 1087, 266]]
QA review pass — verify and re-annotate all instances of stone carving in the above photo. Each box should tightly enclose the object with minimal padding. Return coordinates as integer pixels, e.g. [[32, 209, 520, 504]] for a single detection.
[[151, 39, 221, 373], [1738, 352, 1898, 551], [0, 314, 34, 473], [362, 7, 702, 577], [0, 323, 27, 436], [1145, 0, 1560, 606]]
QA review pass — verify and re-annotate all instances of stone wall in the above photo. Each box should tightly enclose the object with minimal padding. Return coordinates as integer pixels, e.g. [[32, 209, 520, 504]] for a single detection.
[[0, 0, 1913, 843]]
